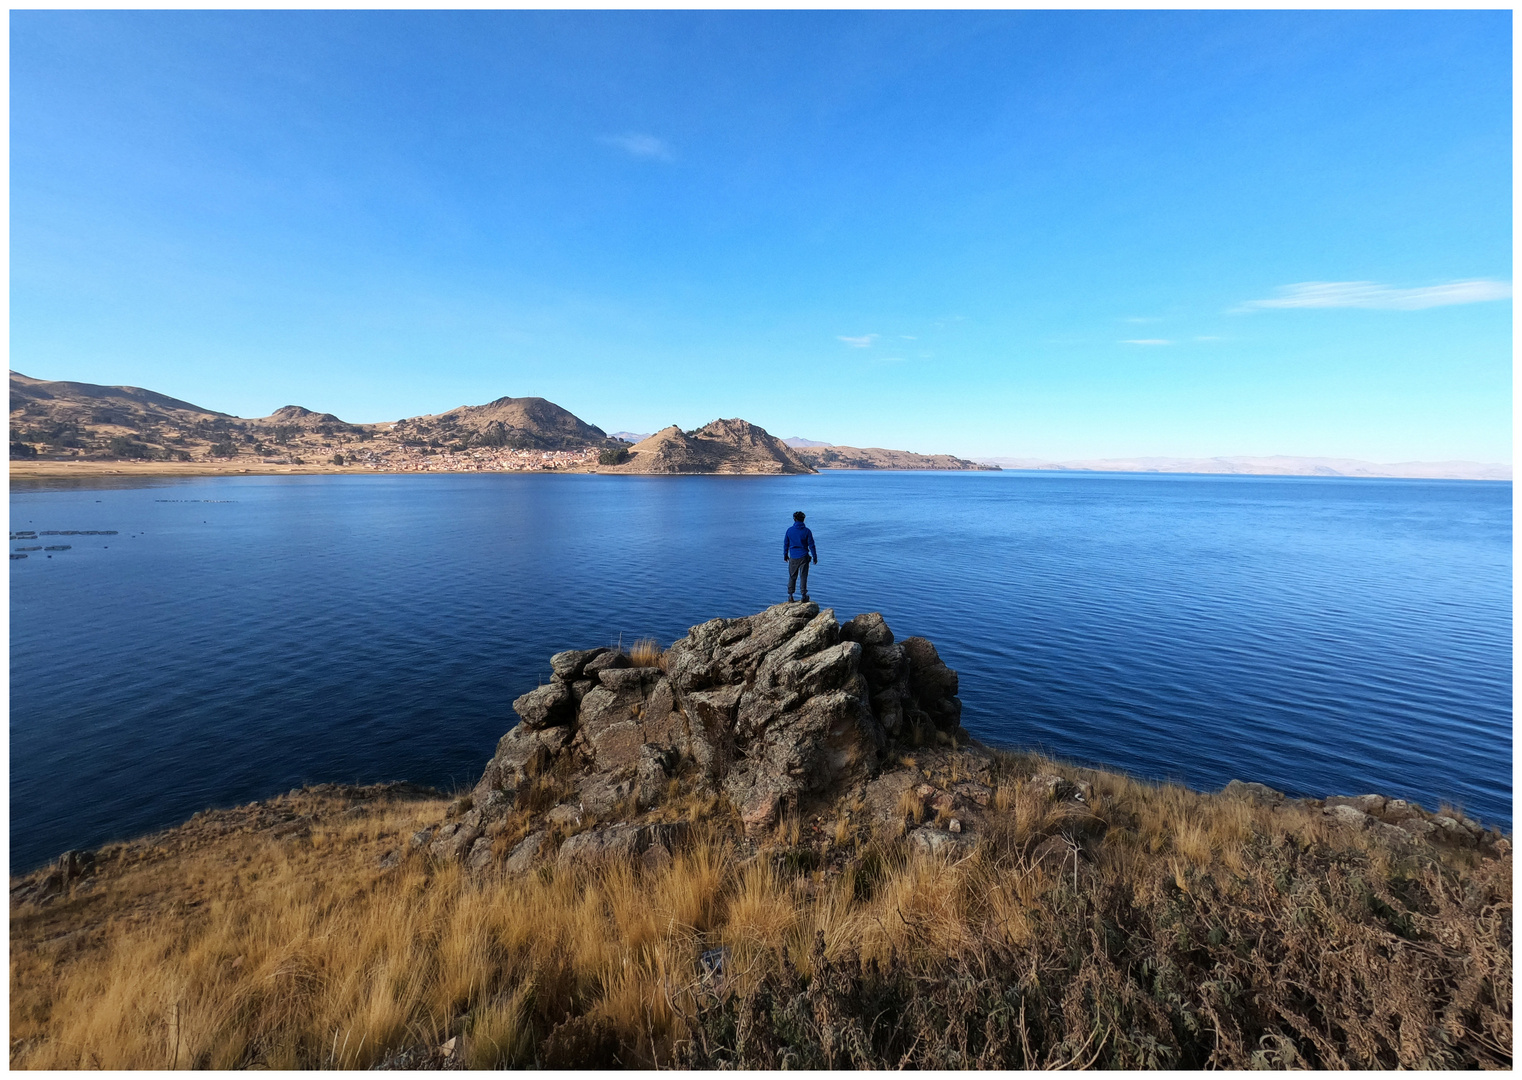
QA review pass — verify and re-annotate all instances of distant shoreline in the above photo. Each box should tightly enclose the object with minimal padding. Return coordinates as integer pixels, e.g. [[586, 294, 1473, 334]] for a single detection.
[[8, 460, 1511, 482]]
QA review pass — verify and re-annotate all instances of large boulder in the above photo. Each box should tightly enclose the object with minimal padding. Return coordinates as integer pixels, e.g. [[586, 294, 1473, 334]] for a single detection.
[[550, 648, 610, 681], [513, 681, 574, 729], [901, 637, 963, 732], [556, 822, 689, 870], [473, 723, 572, 801]]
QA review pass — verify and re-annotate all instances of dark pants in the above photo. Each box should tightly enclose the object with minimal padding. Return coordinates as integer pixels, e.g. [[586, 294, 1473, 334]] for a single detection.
[[788, 557, 811, 597]]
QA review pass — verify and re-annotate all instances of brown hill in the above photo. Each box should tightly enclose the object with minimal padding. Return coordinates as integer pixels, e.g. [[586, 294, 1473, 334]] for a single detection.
[[11, 370, 229, 424], [8, 373, 608, 465], [400, 395, 613, 452], [257, 405, 347, 427], [604, 419, 815, 474], [793, 444, 998, 471], [9, 371, 369, 464]]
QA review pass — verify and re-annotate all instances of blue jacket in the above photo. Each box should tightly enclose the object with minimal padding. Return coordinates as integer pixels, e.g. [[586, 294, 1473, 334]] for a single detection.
[[784, 522, 817, 561]]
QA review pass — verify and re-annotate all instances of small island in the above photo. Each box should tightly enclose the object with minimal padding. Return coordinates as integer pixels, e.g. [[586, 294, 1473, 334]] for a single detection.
[[10, 603, 1510, 1069]]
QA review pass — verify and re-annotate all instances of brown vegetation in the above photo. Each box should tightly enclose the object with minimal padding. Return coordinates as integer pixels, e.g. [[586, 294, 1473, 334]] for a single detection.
[[11, 753, 1509, 1070], [627, 638, 665, 670]]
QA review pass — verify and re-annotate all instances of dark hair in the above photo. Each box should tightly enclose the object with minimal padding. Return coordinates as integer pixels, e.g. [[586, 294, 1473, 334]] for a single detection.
[[793, 511, 805, 521]]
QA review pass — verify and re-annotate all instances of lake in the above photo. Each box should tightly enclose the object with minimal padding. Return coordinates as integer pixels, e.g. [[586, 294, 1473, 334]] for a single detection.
[[9, 470, 1512, 871]]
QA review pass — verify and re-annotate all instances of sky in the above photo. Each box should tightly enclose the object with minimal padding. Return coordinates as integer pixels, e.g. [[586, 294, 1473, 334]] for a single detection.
[[9, 10, 1513, 462]]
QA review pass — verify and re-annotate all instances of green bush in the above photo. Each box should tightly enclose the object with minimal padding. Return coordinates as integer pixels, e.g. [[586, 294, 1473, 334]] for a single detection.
[[331, 453, 345, 466], [10, 442, 38, 459], [598, 446, 631, 465]]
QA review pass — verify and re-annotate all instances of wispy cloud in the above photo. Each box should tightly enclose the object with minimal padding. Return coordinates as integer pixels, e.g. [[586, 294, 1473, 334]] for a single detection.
[[837, 334, 877, 348], [1123, 316, 1163, 324], [1122, 338, 1173, 346], [601, 133, 672, 160], [1238, 279, 1511, 312]]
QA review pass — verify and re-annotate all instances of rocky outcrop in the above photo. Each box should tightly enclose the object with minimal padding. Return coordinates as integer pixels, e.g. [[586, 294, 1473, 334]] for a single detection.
[[420, 606, 1507, 880], [468, 602, 966, 854], [603, 420, 815, 475]]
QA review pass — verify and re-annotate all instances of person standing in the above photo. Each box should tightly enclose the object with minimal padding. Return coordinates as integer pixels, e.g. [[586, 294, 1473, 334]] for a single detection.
[[783, 510, 818, 602]]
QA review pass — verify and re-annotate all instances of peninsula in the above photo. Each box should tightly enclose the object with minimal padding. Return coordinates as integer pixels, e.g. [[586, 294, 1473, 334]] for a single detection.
[[11, 603, 1510, 1069]]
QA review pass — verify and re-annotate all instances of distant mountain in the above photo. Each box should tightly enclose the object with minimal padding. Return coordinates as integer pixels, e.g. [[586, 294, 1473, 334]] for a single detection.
[[397, 395, 614, 452], [782, 437, 832, 448], [793, 444, 998, 471], [604, 419, 814, 474], [977, 454, 1511, 482], [610, 431, 653, 444]]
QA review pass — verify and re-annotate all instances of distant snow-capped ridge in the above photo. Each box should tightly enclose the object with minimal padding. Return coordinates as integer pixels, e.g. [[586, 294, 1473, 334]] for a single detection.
[[783, 437, 832, 448], [976, 455, 1511, 482], [610, 431, 653, 444]]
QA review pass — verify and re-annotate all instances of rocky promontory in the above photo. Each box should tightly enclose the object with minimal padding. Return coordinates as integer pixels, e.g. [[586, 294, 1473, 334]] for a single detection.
[[413, 601, 1506, 881], [415, 601, 969, 871]]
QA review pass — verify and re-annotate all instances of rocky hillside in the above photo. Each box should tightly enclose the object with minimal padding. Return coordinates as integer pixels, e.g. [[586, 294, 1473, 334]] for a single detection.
[[395, 395, 616, 452], [8, 372, 615, 467], [792, 444, 999, 471], [602, 419, 815, 474], [10, 371, 368, 464]]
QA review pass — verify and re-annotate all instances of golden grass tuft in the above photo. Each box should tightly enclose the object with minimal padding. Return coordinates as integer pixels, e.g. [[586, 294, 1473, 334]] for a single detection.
[[627, 638, 664, 669]]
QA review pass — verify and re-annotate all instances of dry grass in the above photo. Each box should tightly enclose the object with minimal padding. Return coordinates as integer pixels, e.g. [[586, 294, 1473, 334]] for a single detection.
[[11, 756, 1512, 1070], [627, 638, 664, 669]]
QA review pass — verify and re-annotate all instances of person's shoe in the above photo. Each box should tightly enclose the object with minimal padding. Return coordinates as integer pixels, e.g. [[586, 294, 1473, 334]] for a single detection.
[[787, 594, 795, 602], [800, 594, 810, 602]]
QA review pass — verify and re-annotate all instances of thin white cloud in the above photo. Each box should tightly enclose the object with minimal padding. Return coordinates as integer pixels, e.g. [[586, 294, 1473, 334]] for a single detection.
[[601, 133, 672, 160], [1194, 335, 1222, 342], [1239, 279, 1511, 312], [1122, 338, 1173, 346], [837, 334, 877, 348], [900, 334, 917, 340], [1123, 316, 1163, 324]]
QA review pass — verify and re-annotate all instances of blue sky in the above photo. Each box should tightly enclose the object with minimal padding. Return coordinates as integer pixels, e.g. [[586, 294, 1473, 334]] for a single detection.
[[10, 10, 1512, 461]]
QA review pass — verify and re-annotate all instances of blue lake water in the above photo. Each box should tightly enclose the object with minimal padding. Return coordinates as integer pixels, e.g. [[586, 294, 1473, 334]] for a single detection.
[[9, 470, 1512, 871]]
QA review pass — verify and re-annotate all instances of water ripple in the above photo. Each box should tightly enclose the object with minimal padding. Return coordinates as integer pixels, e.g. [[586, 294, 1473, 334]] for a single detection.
[[8, 470, 1512, 871]]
